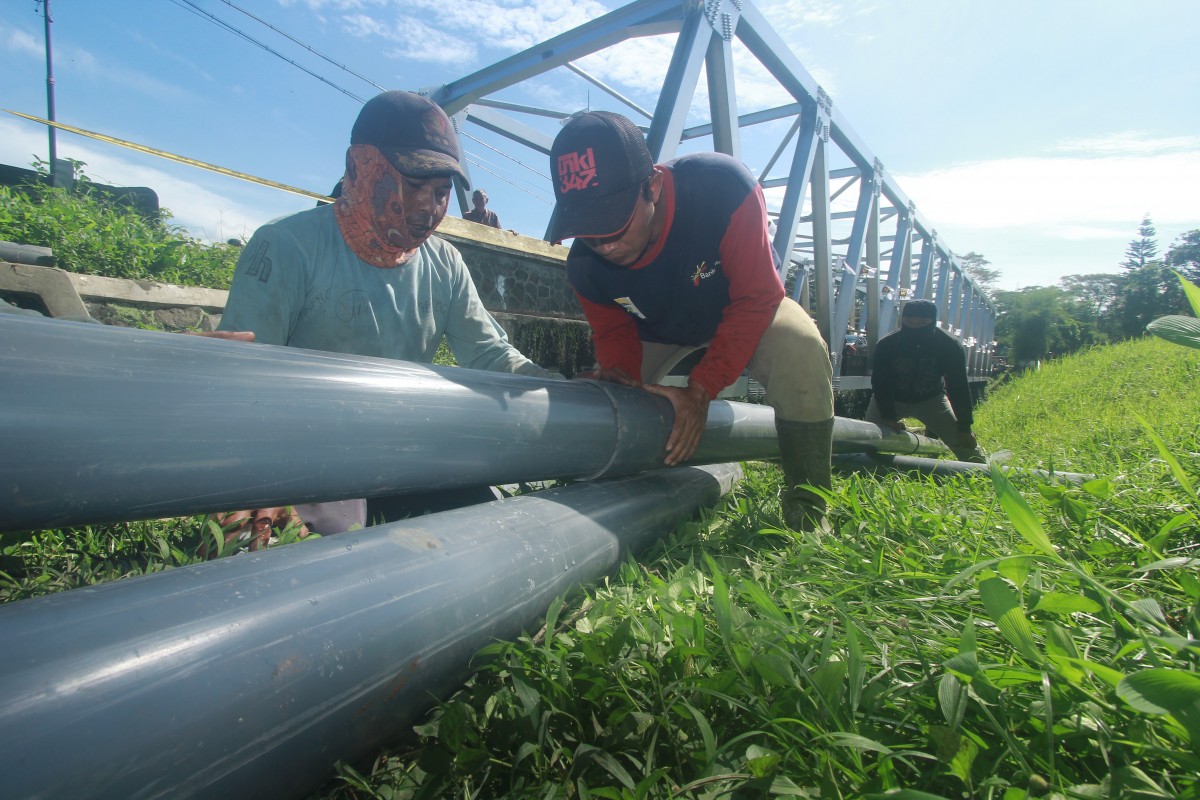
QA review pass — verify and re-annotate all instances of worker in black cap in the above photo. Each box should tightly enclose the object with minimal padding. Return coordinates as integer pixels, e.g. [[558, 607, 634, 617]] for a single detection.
[[547, 110, 835, 533], [867, 299, 985, 462], [206, 90, 559, 552]]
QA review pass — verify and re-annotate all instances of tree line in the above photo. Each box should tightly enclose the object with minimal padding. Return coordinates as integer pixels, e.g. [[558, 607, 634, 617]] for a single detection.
[[962, 215, 1200, 364]]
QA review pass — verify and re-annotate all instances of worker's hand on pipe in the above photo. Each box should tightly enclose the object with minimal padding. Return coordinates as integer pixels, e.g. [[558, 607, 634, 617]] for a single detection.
[[576, 366, 641, 387], [199, 507, 309, 559], [185, 331, 256, 342], [881, 418, 907, 432], [644, 380, 711, 466]]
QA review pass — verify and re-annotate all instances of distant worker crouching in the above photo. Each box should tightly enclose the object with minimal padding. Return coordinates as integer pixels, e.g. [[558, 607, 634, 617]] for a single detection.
[[867, 299, 986, 462], [463, 189, 501, 228], [547, 110, 835, 532]]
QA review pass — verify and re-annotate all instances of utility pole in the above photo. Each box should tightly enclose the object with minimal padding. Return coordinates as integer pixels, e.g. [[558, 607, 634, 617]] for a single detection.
[[39, 0, 60, 185]]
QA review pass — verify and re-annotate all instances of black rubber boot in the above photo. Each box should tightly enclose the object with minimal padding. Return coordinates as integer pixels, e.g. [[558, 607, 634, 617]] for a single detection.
[[776, 417, 835, 533]]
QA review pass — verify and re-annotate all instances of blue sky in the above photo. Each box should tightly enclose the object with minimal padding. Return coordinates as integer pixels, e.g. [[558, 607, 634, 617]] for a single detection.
[[2, 0, 1197, 291]]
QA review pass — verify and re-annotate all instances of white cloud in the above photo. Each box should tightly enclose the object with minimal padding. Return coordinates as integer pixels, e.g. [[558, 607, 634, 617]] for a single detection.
[[0, 119, 48, 171], [335, 0, 606, 65], [1050, 224, 1132, 242], [280, 0, 384, 11], [759, 132, 1199, 289], [763, 0, 851, 30], [394, 0, 606, 51], [1049, 131, 1200, 157], [339, 12, 475, 65], [339, 12, 389, 38], [573, 37, 677, 102], [382, 18, 478, 64], [895, 148, 1200, 232], [0, 21, 43, 58], [2, 21, 191, 106], [882, 137, 1200, 288]]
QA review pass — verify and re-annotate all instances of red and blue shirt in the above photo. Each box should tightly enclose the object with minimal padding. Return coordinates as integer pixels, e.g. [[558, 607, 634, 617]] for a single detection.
[[566, 152, 784, 398]]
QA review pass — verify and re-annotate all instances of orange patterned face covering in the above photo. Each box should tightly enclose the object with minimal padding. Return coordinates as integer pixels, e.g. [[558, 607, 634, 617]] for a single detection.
[[334, 145, 424, 267]]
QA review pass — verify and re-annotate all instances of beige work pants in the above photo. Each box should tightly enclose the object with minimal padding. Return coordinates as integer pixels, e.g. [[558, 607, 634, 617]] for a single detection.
[[639, 297, 833, 423]]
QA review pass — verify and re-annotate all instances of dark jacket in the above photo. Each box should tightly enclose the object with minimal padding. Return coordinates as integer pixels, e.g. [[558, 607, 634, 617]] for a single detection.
[[871, 324, 974, 429]]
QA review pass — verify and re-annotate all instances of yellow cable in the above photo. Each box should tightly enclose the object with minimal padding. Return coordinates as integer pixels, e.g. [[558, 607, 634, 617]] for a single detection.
[[4, 109, 333, 204]]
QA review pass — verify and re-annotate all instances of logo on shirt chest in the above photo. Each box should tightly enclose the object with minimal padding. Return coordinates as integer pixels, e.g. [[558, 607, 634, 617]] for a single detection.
[[614, 296, 647, 319], [691, 260, 718, 286]]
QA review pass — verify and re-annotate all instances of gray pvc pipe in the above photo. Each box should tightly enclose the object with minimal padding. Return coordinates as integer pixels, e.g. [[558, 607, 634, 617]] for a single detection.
[[0, 462, 743, 800], [0, 315, 944, 533], [0, 241, 55, 266], [832, 416, 951, 458], [833, 452, 1096, 484], [0, 314, 728, 531]]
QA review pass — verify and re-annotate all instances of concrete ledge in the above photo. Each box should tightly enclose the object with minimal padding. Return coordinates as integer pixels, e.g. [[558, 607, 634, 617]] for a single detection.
[[437, 216, 568, 266], [435, 219, 582, 319], [66, 272, 228, 312], [0, 262, 90, 318]]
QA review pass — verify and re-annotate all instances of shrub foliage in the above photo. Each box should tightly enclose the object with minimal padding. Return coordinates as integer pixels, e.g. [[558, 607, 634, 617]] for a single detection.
[[0, 159, 239, 288]]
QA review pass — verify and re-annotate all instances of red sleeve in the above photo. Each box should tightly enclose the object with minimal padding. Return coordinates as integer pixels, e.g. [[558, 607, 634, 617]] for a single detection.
[[577, 292, 644, 380], [688, 185, 785, 398]]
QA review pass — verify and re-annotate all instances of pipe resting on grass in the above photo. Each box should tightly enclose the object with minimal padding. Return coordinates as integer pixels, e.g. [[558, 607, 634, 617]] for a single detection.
[[0, 463, 743, 800], [833, 452, 1096, 484]]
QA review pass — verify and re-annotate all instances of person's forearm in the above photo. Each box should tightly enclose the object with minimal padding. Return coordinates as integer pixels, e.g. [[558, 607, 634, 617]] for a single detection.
[[579, 294, 642, 378]]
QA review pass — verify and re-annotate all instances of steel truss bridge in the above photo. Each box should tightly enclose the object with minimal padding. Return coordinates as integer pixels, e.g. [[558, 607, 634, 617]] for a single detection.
[[424, 0, 997, 389]]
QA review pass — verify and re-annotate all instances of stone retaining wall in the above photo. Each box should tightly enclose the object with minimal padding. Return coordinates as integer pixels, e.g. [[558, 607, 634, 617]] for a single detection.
[[436, 217, 582, 319]]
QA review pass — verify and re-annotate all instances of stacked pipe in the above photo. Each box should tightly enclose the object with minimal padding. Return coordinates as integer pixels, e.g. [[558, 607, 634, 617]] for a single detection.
[[0, 314, 1059, 798], [0, 314, 948, 535]]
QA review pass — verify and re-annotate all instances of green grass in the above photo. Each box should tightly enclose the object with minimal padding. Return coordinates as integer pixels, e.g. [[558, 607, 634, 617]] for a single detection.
[[975, 337, 1200, 473], [3, 336, 1199, 799], [321, 338, 1200, 799]]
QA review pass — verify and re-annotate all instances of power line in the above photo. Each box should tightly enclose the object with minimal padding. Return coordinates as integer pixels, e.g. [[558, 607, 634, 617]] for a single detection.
[[202, 4, 558, 200], [463, 155, 553, 205], [172, 0, 558, 205], [461, 130, 549, 182], [464, 147, 551, 197], [216, 0, 386, 93], [153, 2, 558, 211], [167, 0, 364, 102]]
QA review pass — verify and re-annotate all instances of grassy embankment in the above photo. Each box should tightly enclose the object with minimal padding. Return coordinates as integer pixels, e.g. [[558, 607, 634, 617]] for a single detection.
[[311, 337, 1199, 800], [4, 337, 1198, 799]]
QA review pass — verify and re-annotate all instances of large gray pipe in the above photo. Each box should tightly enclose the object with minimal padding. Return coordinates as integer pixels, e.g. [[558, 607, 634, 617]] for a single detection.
[[0, 462, 742, 800], [0, 315, 945, 533], [0, 241, 55, 266]]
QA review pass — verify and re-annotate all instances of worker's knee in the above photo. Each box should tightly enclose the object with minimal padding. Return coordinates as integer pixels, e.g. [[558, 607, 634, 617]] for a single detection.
[[750, 299, 834, 420]]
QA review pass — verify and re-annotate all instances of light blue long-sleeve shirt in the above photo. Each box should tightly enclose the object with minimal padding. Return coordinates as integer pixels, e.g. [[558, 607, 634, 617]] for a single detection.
[[219, 204, 551, 376]]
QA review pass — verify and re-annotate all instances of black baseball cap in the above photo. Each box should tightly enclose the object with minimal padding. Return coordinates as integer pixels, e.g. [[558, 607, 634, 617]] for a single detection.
[[351, 91, 468, 184], [547, 111, 653, 244], [902, 299, 938, 321]]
